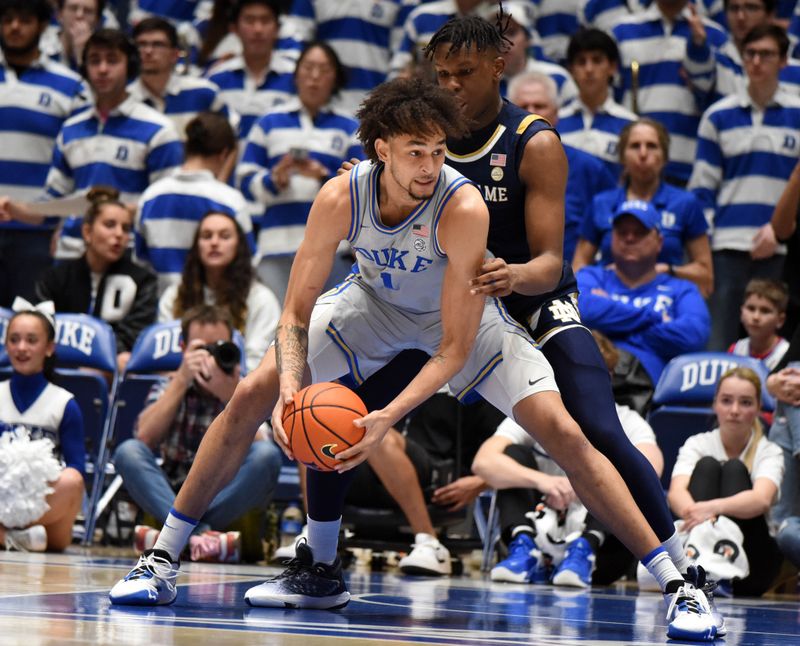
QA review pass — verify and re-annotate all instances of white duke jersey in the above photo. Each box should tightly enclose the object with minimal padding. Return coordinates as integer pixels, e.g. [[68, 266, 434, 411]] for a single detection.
[[346, 160, 471, 314]]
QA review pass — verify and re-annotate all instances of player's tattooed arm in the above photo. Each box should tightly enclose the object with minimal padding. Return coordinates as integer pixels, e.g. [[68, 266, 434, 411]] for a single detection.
[[275, 323, 308, 387]]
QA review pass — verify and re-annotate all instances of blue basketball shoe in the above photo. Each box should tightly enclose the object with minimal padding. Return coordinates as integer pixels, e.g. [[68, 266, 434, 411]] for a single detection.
[[245, 540, 350, 609], [552, 537, 595, 588], [109, 549, 179, 606], [490, 533, 549, 583]]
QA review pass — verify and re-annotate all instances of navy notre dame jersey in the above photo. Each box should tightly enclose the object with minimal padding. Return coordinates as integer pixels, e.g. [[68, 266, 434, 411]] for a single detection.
[[445, 100, 577, 323]]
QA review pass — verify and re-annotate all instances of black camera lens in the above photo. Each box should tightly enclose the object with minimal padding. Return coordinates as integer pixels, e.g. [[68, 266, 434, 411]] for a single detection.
[[204, 340, 241, 374]]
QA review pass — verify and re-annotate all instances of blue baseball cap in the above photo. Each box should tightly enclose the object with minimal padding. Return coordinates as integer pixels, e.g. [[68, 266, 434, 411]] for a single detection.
[[612, 199, 661, 231]]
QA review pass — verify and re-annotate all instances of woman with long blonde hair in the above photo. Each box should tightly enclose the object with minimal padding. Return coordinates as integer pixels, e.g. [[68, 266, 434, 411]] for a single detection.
[[668, 367, 784, 596]]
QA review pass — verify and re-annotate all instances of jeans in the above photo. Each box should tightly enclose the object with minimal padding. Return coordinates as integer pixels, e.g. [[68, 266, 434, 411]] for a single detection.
[[777, 516, 800, 568], [707, 250, 784, 351], [114, 438, 282, 533], [768, 403, 800, 526]]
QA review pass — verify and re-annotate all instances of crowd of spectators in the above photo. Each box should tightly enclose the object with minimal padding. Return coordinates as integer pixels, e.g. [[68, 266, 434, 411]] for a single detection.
[[0, 0, 798, 594]]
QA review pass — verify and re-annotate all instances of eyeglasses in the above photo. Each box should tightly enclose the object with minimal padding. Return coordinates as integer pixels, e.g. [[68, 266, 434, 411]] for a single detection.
[[726, 2, 766, 14], [135, 40, 173, 51], [742, 48, 780, 62]]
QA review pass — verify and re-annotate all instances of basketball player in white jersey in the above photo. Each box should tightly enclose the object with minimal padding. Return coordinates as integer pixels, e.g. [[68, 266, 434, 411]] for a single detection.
[[109, 77, 715, 641]]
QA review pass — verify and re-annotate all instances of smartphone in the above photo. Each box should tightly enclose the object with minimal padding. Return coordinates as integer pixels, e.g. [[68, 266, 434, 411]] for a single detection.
[[289, 147, 309, 161]]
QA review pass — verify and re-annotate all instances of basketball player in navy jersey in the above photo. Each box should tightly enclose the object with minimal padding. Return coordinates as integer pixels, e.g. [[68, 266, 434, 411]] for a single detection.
[[109, 76, 715, 641], [420, 11, 724, 638]]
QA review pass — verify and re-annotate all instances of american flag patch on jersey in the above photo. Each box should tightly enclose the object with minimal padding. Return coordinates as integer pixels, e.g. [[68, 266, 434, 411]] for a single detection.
[[412, 223, 430, 237], [490, 153, 507, 167]]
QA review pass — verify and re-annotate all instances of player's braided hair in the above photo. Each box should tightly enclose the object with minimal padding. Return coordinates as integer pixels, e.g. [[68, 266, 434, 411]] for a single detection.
[[422, 4, 512, 59], [356, 77, 468, 163]]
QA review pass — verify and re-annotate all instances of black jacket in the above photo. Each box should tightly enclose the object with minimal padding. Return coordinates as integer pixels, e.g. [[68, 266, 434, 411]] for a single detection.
[[37, 255, 158, 352]]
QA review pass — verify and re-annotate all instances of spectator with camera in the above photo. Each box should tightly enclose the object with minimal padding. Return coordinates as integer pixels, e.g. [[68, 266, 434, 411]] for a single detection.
[[158, 210, 280, 372], [113, 304, 282, 563]]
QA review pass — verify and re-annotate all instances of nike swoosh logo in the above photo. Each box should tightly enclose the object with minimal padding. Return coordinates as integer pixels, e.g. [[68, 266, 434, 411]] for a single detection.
[[528, 377, 546, 386], [321, 443, 338, 459]]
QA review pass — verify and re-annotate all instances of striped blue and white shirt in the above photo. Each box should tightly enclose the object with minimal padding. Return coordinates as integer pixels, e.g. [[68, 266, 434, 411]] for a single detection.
[[46, 95, 184, 258], [237, 99, 363, 257], [612, 4, 728, 182], [135, 168, 256, 294], [205, 56, 294, 143], [128, 74, 237, 140], [579, 0, 646, 32], [389, 0, 468, 78], [688, 88, 800, 253], [580, 0, 724, 32], [558, 96, 637, 178], [0, 51, 87, 231], [276, 0, 416, 115], [703, 40, 800, 103], [534, 0, 580, 64]]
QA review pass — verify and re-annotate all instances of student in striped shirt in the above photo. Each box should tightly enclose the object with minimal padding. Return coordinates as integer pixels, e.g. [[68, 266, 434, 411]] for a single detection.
[[136, 111, 255, 295], [237, 41, 363, 303], [612, 1, 728, 185], [558, 28, 638, 179], [277, 0, 417, 116], [0, 0, 86, 307], [50, 29, 184, 258], [129, 17, 236, 141], [534, 0, 581, 64], [44, 0, 105, 72], [688, 23, 800, 350], [205, 0, 293, 144], [690, 0, 800, 102]]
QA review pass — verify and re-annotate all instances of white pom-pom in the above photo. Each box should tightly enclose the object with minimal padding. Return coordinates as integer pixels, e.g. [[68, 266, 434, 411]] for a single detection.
[[0, 428, 64, 528]]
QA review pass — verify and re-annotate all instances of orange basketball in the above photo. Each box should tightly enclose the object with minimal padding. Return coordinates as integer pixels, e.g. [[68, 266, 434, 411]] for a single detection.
[[282, 382, 368, 471]]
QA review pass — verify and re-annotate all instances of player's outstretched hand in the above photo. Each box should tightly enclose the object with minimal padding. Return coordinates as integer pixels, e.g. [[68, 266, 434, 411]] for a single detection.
[[469, 257, 514, 297], [333, 409, 393, 472], [336, 158, 360, 176], [271, 384, 296, 459]]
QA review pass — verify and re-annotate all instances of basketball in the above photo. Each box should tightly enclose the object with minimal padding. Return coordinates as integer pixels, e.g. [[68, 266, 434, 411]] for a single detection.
[[282, 382, 368, 471]]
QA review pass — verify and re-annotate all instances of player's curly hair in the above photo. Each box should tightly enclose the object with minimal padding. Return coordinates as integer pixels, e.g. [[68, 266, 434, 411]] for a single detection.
[[423, 5, 512, 60], [356, 77, 468, 163]]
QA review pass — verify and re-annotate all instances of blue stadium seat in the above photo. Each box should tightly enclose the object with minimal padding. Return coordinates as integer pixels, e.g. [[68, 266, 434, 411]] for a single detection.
[[648, 352, 775, 487]]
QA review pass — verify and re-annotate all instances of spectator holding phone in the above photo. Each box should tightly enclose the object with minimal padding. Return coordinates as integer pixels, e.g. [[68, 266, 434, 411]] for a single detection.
[[237, 41, 363, 302]]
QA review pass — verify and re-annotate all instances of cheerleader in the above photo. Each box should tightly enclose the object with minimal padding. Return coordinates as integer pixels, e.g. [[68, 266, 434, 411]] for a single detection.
[[0, 299, 85, 551]]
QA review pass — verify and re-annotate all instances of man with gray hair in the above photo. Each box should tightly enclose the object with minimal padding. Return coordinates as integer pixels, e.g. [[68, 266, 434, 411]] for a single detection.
[[507, 70, 615, 263]]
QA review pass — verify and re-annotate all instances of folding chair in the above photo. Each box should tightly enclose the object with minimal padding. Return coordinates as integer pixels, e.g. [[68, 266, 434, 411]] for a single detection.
[[648, 352, 774, 488]]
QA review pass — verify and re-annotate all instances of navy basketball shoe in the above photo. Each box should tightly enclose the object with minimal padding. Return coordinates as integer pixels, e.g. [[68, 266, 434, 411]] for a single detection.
[[245, 540, 350, 609], [109, 549, 179, 605]]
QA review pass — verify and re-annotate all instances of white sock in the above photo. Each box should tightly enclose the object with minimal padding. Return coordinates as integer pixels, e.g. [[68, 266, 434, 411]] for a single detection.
[[642, 546, 683, 593], [153, 508, 198, 562], [307, 515, 341, 565], [663, 531, 691, 573]]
